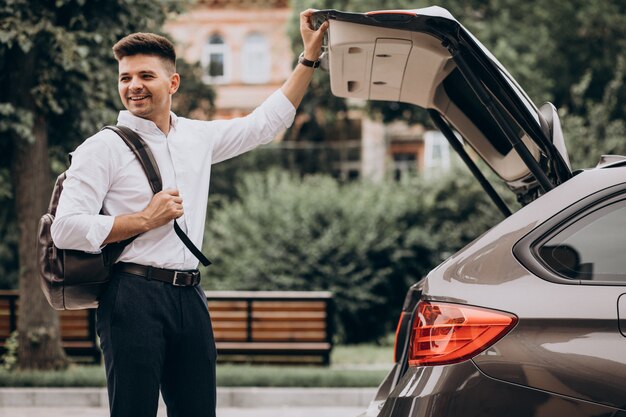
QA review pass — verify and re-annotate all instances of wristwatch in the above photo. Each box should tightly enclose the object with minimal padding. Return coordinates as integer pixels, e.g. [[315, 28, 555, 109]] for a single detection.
[[298, 52, 321, 69]]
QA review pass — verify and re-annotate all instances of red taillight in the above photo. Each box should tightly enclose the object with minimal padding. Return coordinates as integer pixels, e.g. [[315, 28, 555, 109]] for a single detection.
[[408, 301, 517, 367]]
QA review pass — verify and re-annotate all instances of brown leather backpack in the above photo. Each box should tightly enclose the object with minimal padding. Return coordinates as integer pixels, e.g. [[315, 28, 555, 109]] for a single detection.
[[38, 125, 211, 310]]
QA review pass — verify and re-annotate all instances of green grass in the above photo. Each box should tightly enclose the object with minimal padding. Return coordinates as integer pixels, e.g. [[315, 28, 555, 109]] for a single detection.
[[332, 343, 393, 366], [217, 364, 387, 387], [0, 365, 106, 387], [0, 343, 394, 388]]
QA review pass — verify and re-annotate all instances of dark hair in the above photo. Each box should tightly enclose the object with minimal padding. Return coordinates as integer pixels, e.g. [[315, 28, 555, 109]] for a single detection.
[[112, 33, 176, 73]]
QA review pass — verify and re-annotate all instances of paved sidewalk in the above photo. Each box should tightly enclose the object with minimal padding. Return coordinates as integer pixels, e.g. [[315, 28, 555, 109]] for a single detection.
[[0, 387, 373, 416], [0, 406, 365, 417], [0, 387, 376, 408]]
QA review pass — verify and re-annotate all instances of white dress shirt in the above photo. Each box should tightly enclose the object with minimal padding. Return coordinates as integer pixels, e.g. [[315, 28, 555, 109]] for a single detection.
[[51, 89, 295, 270]]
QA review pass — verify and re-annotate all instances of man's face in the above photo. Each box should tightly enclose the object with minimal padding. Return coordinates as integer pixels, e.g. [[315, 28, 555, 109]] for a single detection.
[[118, 54, 179, 123]]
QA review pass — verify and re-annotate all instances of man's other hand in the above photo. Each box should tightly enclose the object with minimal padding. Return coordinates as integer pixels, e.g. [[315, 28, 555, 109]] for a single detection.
[[141, 188, 184, 230], [300, 9, 329, 61]]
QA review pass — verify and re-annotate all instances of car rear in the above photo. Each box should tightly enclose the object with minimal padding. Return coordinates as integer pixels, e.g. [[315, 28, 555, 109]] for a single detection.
[[363, 166, 626, 417]]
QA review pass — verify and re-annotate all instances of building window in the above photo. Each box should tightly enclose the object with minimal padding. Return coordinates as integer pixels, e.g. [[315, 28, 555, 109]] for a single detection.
[[392, 152, 417, 180], [389, 138, 420, 181], [202, 34, 230, 84], [424, 130, 451, 171], [241, 33, 270, 84]]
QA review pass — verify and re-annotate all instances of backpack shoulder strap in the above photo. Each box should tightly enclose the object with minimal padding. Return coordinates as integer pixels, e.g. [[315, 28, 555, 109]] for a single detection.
[[101, 125, 162, 194], [173, 221, 212, 266], [101, 125, 211, 267]]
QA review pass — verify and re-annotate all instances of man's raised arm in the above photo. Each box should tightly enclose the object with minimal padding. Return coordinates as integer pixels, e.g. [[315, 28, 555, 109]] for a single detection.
[[281, 9, 329, 109]]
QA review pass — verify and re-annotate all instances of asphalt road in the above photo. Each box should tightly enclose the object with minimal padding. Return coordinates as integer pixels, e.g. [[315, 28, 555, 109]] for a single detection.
[[0, 406, 364, 417]]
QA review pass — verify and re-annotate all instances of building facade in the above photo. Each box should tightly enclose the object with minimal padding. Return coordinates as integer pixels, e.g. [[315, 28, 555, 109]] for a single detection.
[[165, 0, 292, 118]]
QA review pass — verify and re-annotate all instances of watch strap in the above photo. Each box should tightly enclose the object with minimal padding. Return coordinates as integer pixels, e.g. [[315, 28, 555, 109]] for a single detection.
[[298, 52, 321, 69]]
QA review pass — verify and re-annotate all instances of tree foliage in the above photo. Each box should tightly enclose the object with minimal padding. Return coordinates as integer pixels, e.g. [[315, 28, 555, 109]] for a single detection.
[[560, 55, 626, 169], [1, 0, 189, 146], [0, 0, 209, 174]]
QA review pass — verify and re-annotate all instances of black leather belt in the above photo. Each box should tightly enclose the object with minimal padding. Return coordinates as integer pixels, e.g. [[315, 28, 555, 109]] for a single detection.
[[115, 262, 201, 287]]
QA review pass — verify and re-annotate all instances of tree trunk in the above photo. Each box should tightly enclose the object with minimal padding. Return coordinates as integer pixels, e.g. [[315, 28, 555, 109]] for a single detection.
[[9, 47, 68, 370]]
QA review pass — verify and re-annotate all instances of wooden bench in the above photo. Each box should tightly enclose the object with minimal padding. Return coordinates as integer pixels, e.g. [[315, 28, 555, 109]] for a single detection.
[[206, 291, 333, 365], [0, 290, 334, 366], [0, 290, 100, 363]]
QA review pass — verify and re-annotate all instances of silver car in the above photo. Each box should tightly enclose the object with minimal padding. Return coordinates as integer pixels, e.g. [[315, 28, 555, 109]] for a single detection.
[[314, 7, 626, 417]]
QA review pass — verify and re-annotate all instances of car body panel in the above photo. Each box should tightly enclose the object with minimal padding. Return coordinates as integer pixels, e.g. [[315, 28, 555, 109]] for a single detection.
[[472, 315, 626, 409], [374, 361, 625, 417]]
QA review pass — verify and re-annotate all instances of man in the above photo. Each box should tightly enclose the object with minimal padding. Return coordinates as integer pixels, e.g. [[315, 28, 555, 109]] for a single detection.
[[50, 9, 329, 417]]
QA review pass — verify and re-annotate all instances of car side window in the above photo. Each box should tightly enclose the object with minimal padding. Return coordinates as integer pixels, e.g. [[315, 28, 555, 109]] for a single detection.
[[538, 199, 626, 282]]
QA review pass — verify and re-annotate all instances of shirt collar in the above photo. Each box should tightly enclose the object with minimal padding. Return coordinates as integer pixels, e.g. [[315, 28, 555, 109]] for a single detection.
[[117, 110, 179, 135], [169, 112, 179, 129]]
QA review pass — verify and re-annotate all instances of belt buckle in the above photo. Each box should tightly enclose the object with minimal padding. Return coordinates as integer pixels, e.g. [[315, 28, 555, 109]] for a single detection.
[[172, 271, 185, 286], [172, 270, 200, 286]]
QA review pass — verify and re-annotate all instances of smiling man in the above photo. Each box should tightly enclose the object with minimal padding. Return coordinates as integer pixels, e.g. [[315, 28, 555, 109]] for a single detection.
[[50, 9, 328, 417]]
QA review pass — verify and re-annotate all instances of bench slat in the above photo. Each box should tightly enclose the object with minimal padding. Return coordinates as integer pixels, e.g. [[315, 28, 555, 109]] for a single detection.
[[251, 322, 326, 330], [214, 332, 248, 341], [212, 321, 248, 330], [252, 331, 327, 342], [253, 311, 326, 320], [210, 312, 248, 320], [252, 301, 327, 311], [217, 342, 331, 351], [207, 301, 248, 310]]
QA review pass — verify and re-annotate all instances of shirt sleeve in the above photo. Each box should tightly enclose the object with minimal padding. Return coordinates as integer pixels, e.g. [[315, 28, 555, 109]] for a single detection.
[[210, 89, 296, 164], [50, 133, 116, 252]]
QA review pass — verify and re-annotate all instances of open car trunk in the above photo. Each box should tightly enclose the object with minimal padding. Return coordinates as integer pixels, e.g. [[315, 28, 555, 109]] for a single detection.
[[312, 7, 572, 209]]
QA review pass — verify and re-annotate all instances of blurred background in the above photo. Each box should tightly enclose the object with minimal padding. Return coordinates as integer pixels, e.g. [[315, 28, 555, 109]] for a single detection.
[[2, 0, 626, 373]]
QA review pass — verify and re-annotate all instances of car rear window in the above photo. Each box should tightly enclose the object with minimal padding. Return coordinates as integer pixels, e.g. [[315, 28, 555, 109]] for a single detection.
[[538, 199, 626, 282]]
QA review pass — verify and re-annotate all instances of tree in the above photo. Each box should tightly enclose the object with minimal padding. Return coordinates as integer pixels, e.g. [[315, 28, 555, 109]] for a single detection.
[[560, 58, 626, 170], [0, 0, 189, 370]]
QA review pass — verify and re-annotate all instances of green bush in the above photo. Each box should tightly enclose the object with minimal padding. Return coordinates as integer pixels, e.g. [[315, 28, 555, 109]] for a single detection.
[[203, 169, 503, 344]]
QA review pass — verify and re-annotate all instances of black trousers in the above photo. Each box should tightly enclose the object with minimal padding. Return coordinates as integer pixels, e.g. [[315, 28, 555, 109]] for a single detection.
[[96, 271, 217, 417]]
